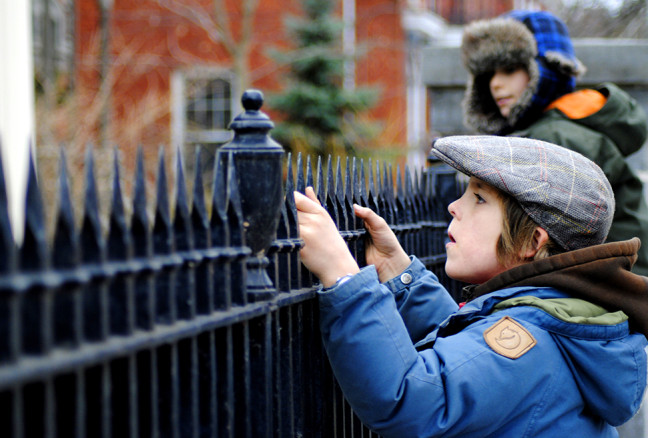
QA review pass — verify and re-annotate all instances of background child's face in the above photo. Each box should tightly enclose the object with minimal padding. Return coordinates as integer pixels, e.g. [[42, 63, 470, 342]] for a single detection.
[[445, 177, 508, 284], [489, 67, 530, 117]]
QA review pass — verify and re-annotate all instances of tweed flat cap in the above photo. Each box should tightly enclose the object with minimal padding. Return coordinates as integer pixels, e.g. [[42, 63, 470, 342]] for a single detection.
[[430, 135, 615, 250]]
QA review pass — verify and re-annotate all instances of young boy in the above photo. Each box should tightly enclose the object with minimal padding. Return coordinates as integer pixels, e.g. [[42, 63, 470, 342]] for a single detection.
[[460, 10, 648, 275], [294, 135, 648, 437]]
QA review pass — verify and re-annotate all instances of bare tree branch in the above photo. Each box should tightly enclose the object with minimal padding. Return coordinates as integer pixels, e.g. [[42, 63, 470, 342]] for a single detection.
[[158, 0, 235, 52], [157, 0, 261, 88], [211, 0, 236, 53]]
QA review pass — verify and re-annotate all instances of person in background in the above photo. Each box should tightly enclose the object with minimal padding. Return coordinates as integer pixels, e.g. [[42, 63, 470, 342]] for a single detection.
[[295, 134, 648, 438], [461, 9, 648, 275]]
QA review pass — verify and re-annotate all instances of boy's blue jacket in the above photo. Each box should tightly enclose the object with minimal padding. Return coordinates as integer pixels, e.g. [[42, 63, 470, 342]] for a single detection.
[[318, 239, 648, 437]]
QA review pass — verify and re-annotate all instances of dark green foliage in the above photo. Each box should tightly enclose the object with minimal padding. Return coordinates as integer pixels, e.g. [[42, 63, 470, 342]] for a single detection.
[[267, 0, 380, 156]]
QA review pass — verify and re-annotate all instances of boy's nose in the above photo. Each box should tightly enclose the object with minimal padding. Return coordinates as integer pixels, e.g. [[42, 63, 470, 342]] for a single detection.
[[490, 72, 504, 89], [447, 200, 458, 218]]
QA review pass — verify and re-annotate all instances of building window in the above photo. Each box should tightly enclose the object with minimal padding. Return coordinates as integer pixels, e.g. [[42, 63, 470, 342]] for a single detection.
[[32, 0, 74, 83], [185, 77, 232, 144], [171, 69, 237, 151]]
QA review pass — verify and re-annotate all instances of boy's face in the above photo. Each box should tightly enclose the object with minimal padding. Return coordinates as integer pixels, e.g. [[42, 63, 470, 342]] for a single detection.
[[489, 67, 530, 118], [445, 177, 508, 284]]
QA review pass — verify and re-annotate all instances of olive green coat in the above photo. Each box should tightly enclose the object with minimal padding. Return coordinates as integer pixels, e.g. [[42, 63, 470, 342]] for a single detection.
[[513, 83, 648, 275]]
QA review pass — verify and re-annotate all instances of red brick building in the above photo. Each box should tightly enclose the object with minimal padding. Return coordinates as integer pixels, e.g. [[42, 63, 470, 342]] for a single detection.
[[75, 0, 408, 154], [435, 0, 514, 24], [73, 0, 518, 160]]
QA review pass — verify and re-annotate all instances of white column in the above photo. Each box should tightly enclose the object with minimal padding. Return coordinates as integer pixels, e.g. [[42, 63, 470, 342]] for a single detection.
[[342, 0, 356, 91], [0, 0, 34, 243]]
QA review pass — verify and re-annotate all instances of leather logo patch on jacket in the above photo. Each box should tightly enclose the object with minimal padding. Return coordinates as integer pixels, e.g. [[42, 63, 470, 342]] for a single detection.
[[483, 316, 537, 359]]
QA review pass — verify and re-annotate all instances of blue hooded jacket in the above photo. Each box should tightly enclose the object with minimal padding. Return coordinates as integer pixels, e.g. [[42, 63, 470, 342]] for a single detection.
[[318, 240, 648, 437]]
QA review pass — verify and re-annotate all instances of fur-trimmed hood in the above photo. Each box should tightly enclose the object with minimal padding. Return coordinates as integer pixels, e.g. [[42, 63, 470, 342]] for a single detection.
[[461, 10, 586, 134]]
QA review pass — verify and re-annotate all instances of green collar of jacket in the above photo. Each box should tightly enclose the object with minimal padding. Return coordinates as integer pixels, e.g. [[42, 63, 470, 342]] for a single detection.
[[493, 295, 628, 326]]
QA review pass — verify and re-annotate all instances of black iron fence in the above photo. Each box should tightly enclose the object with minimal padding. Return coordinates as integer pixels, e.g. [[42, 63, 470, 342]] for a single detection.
[[0, 90, 462, 437]]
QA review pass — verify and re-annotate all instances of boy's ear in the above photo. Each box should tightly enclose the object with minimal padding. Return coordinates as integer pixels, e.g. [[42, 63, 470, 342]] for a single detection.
[[523, 227, 549, 259]]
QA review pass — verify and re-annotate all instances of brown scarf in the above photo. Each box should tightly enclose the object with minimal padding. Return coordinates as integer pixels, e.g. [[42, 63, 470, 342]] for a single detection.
[[465, 238, 648, 337]]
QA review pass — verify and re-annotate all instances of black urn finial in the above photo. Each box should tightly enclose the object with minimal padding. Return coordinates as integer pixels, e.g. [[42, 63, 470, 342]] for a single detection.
[[241, 89, 263, 111], [227, 89, 274, 132], [217, 89, 284, 301]]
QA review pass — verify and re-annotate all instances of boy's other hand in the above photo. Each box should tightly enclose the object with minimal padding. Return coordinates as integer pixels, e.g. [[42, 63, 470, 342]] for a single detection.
[[294, 187, 359, 288], [354, 205, 410, 282]]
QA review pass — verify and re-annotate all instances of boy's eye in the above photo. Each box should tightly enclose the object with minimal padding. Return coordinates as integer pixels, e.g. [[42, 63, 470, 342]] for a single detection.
[[474, 193, 485, 204]]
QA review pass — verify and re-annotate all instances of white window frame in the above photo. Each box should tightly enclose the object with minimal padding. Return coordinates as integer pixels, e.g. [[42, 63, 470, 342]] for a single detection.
[[170, 68, 238, 149]]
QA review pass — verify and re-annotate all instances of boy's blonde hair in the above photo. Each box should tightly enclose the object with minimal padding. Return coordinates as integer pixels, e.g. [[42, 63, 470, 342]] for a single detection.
[[495, 189, 562, 267]]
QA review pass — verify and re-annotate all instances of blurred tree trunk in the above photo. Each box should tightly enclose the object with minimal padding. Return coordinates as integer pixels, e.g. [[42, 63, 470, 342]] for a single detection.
[[97, 0, 112, 149]]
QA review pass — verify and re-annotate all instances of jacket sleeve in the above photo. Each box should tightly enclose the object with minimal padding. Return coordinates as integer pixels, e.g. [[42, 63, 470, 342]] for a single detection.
[[317, 269, 557, 437], [382, 256, 459, 342], [582, 83, 648, 157]]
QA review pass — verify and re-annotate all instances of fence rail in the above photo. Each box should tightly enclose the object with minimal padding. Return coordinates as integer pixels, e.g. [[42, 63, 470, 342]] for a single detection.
[[0, 90, 462, 437]]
